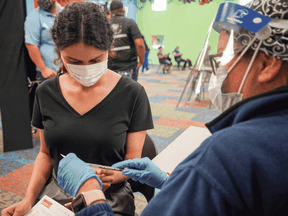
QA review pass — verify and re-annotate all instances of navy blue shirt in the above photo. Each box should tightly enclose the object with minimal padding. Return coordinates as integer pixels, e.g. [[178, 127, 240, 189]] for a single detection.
[[142, 85, 288, 216], [76, 85, 288, 216]]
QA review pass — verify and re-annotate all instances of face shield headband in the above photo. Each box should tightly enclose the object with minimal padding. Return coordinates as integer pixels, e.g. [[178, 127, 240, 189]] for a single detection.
[[240, 0, 288, 62], [212, 2, 273, 95]]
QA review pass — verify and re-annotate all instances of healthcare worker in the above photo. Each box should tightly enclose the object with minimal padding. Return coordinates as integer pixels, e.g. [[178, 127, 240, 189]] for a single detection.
[[49, 0, 288, 215], [25, 0, 62, 82]]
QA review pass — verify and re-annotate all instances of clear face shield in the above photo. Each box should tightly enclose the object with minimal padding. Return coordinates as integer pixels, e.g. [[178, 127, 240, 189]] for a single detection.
[[176, 2, 273, 112]]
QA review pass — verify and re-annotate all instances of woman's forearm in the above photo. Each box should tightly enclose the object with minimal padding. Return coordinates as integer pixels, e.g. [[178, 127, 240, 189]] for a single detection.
[[24, 152, 53, 205]]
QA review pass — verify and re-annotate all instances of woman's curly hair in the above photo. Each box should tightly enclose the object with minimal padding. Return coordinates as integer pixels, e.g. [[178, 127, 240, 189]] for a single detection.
[[50, 2, 114, 73]]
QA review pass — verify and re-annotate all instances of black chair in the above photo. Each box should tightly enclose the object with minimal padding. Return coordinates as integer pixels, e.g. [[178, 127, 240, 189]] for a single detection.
[[128, 133, 158, 203], [157, 57, 168, 73], [174, 57, 185, 71]]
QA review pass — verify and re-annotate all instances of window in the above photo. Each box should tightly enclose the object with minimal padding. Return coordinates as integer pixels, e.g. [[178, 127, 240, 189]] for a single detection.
[[238, 0, 252, 5], [152, 0, 167, 11]]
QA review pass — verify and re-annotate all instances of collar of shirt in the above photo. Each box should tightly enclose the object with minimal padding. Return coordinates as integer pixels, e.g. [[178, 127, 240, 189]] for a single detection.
[[206, 84, 288, 133]]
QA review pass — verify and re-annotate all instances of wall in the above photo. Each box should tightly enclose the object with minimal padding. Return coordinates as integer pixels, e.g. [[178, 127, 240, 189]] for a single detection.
[[136, 0, 238, 65]]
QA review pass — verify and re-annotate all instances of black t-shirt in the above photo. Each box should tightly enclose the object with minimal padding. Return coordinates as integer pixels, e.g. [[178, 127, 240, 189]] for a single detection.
[[32, 74, 154, 175], [108, 14, 142, 71]]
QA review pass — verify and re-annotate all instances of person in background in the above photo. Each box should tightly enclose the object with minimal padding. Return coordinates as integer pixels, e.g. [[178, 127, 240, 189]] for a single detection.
[[108, 0, 145, 81], [157, 46, 172, 74], [142, 36, 150, 73], [1, 2, 153, 216], [172, 46, 192, 71], [24, 0, 62, 82], [45, 0, 288, 215]]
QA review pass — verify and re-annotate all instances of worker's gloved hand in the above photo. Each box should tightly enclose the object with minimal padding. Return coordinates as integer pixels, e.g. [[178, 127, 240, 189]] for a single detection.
[[112, 157, 168, 189], [57, 153, 103, 197]]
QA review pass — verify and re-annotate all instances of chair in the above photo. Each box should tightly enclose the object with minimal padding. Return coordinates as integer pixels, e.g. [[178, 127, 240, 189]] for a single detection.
[[128, 133, 158, 203], [28, 76, 41, 133], [156, 64, 165, 73], [174, 57, 185, 71], [157, 57, 168, 73]]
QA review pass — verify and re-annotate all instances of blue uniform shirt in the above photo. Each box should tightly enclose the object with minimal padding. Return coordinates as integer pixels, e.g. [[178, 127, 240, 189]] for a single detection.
[[24, 4, 63, 73], [173, 49, 180, 61]]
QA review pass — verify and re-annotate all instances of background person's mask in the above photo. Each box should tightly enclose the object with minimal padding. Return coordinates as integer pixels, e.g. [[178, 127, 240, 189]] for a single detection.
[[38, 0, 54, 12]]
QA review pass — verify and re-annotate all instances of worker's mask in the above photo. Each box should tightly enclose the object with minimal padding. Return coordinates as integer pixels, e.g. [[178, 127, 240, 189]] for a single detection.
[[62, 54, 108, 87], [38, 0, 55, 12], [176, 1, 288, 112]]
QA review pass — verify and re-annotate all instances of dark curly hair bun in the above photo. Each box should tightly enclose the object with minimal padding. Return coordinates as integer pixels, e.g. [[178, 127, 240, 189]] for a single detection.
[[50, 2, 114, 51]]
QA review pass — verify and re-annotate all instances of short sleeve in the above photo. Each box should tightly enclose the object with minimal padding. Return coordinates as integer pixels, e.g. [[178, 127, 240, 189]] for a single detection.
[[24, 10, 41, 46], [128, 87, 154, 132], [128, 20, 143, 41], [31, 90, 44, 129]]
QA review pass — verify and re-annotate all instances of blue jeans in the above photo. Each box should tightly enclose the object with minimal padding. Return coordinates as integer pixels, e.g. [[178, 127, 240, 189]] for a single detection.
[[142, 50, 150, 72]]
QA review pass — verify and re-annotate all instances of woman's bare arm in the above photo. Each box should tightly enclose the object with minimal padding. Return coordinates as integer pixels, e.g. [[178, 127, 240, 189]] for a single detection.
[[24, 129, 54, 205]]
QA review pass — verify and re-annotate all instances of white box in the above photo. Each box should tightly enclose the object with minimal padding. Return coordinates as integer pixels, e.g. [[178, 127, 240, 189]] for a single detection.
[[152, 126, 211, 173]]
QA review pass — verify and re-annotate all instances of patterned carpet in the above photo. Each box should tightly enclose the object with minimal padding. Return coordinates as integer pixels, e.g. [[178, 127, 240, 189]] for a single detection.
[[0, 65, 220, 214]]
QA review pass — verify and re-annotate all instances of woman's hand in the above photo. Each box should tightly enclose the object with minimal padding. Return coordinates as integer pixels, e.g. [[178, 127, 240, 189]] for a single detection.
[[94, 168, 115, 192], [1, 198, 33, 216]]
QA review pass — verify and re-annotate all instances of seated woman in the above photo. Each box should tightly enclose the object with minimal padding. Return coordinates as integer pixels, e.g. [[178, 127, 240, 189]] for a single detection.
[[157, 46, 172, 73], [2, 2, 153, 216]]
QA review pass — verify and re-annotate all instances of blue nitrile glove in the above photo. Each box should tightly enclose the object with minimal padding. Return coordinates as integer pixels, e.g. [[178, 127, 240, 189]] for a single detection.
[[57, 153, 103, 197], [112, 157, 168, 189]]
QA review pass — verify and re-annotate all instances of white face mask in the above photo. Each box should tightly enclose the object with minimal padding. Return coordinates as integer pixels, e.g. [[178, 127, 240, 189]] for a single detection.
[[62, 55, 108, 87], [208, 30, 244, 113], [208, 28, 266, 113], [208, 67, 243, 113]]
